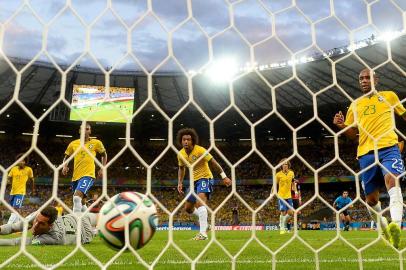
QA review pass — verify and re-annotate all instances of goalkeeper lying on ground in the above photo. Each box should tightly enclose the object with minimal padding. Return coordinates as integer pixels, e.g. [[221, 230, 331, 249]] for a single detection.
[[0, 206, 97, 245]]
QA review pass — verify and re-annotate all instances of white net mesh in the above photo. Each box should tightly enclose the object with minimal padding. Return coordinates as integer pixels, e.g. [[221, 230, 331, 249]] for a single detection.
[[0, 0, 405, 269]]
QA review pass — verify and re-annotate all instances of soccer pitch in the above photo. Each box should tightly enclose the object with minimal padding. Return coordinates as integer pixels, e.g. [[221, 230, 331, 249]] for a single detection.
[[70, 101, 134, 123], [1, 231, 405, 270]]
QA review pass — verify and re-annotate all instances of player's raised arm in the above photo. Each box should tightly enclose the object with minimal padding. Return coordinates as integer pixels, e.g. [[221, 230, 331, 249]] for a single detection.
[[333, 110, 358, 140], [208, 158, 231, 186]]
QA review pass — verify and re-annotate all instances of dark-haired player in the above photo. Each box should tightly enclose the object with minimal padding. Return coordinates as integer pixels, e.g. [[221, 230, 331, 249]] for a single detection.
[[0, 206, 97, 245], [333, 191, 353, 231], [62, 123, 107, 214], [176, 128, 231, 240], [334, 68, 406, 248]]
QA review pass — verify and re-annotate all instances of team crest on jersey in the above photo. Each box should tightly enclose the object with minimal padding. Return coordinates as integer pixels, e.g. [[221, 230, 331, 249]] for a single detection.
[[192, 155, 197, 161], [88, 144, 94, 149], [378, 96, 384, 102]]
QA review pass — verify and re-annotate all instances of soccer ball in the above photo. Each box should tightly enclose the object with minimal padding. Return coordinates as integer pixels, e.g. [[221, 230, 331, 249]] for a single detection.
[[98, 192, 158, 250]]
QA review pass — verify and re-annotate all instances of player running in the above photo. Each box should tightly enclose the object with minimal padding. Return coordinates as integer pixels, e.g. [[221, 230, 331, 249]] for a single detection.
[[0, 206, 97, 245], [333, 191, 353, 231], [334, 68, 406, 248], [276, 159, 297, 234], [177, 128, 231, 240], [62, 123, 107, 214], [7, 154, 35, 224]]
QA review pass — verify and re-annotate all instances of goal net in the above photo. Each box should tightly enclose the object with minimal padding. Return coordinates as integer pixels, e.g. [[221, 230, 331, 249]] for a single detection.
[[0, 0, 405, 269]]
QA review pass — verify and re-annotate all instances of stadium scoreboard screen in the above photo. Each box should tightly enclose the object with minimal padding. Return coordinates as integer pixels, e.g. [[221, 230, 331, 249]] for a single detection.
[[69, 84, 135, 123]]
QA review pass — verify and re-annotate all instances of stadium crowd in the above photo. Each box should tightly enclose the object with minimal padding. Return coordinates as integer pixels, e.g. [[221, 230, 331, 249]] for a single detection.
[[0, 135, 398, 225]]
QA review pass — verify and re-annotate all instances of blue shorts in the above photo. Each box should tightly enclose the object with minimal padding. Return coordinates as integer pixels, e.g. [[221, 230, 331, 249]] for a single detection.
[[9, 194, 24, 208], [359, 145, 404, 195], [278, 198, 293, 211], [186, 178, 214, 203], [71, 176, 94, 195]]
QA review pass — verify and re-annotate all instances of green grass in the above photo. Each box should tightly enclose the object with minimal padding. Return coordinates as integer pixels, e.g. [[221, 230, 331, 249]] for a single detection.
[[0, 230, 405, 269], [70, 101, 134, 123]]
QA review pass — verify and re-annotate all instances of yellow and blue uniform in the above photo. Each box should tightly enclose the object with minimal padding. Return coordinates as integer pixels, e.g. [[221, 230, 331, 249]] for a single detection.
[[344, 91, 406, 195], [8, 166, 34, 208], [276, 170, 294, 211], [178, 145, 214, 202], [65, 139, 106, 195]]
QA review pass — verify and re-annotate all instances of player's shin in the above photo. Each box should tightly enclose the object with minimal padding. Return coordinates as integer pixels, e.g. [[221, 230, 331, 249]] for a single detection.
[[197, 206, 208, 236], [282, 214, 291, 228], [193, 208, 199, 218], [368, 201, 388, 230], [7, 213, 18, 224], [388, 186, 403, 227], [73, 195, 83, 213]]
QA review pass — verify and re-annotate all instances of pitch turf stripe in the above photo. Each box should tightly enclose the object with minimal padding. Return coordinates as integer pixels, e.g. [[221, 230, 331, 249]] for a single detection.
[[4, 257, 402, 268]]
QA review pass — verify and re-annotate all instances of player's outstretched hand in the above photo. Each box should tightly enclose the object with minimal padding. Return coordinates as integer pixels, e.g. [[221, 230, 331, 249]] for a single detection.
[[223, 177, 232, 187], [177, 183, 184, 194], [333, 111, 345, 128], [62, 166, 69, 176]]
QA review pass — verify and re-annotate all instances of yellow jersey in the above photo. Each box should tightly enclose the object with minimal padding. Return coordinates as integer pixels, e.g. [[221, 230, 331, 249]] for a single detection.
[[276, 170, 294, 199], [8, 166, 34, 195], [65, 139, 106, 181], [344, 91, 406, 157], [178, 145, 213, 181]]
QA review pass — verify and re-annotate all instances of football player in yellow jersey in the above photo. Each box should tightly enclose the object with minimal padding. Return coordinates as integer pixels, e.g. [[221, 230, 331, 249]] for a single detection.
[[62, 123, 107, 214], [275, 159, 297, 234], [334, 68, 406, 248], [176, 128, 231, 240], [7, 154, 34, 224]]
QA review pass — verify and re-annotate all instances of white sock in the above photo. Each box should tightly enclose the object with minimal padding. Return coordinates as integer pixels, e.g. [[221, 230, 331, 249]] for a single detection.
[[192, 208, 199, 218], [282, 214, 291, 229], [369, 201, 388, 230], [388, 187, 403, 227], [7, 213, 18, 224], [81, 204, 88, 213], [279, 215, 283, 230], [73, 196, 83, 213], [197, 206, 208, 236]]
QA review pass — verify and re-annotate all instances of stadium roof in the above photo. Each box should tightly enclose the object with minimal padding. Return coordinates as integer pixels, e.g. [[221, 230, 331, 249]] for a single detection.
[[0, 35, 405, 133]]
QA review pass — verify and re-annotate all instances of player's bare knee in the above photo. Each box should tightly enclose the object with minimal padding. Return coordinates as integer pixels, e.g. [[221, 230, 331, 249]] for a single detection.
[[74, 190, 84, 198], [384, 174, 398, 190], [366, 196, 378, 206]]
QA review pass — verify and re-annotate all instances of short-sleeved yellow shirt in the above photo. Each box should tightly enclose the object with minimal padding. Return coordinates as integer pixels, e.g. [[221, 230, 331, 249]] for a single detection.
[[65, 139, 106, 181], [276, 170, 295, 199], [178, 145, 213, 181], [344, 91, 406, 157], [8, 166, 34, 195]]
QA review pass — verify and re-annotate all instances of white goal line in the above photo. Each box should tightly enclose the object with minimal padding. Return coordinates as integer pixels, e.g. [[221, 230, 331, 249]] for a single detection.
[[6, 257, 401, 268]]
